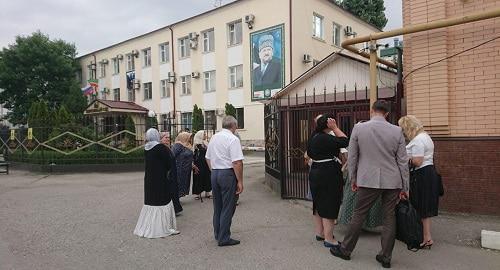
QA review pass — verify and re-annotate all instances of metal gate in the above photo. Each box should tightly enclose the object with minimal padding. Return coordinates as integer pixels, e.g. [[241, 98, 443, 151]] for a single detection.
[[265, 84, 402, 200]]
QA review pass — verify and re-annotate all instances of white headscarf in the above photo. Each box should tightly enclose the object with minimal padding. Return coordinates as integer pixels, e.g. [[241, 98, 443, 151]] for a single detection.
[[144, 128, 160, 151], [193, 130, 207, 148]]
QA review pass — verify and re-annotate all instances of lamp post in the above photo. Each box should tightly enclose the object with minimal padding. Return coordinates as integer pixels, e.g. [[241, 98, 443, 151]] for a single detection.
[[148, 110, 156, 129]]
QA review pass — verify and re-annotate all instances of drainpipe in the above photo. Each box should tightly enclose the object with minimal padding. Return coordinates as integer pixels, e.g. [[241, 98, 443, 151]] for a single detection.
[[168, 26, 176, 121], [341, 7, 500, 106]]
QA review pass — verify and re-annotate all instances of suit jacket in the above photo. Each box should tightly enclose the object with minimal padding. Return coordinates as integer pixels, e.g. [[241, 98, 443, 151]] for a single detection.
[[252, 59, 282, 91], [347, 116, 409, 192]]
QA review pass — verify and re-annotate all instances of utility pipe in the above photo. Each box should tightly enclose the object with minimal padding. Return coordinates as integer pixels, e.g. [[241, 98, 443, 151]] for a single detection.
[[341, 7, 500, 106]]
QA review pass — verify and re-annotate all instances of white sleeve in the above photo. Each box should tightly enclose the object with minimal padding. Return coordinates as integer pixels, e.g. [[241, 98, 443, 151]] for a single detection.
[[229, 138, 244, 162], [409, 138, 425, 157], [205, 143, 213, 160]]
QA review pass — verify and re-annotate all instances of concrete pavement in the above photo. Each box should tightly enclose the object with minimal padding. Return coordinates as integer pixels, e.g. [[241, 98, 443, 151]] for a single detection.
[[0, 165, 499, 269]]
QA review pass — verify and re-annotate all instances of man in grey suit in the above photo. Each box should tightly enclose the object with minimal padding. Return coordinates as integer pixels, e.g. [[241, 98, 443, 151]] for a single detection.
[[330, 100, 409, 268]]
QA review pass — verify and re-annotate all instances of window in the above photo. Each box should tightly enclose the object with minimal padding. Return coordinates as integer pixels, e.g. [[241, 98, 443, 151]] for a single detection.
[[159, 43, 169, 63], [76, 70, 83, 83], [180, 75, 191, 95], [203, 29, 215, 52], [112, 57, 120, 74], [88, 66, 94, 80], [235, 108, 244, 129], [333, 23, 341, 46], [313, 13, 324, 39], [126, 54, 135, 71], [181, 112, 193, 130], [99, 63, 106, 78], [142, 48, 151, 67], [228, 65, 243, 88], [228, 20, 242, 46], [179, 37, 190, 58], [113, 88, 120, 101], [143, 82, 152, 100], [204, 71, 216, 92], [160, 79, 170, 98], [205, 110, 216, 130], [127, 88, 135, 102]]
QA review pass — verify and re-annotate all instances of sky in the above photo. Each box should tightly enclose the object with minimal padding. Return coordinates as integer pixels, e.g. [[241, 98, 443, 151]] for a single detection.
[[0, 0, 402, 56]]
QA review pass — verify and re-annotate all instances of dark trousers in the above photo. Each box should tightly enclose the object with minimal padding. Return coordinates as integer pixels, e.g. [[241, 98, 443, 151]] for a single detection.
[[211, 169, 237, 244], [341, 188, 400, 260], [170, 177, 183, 213]]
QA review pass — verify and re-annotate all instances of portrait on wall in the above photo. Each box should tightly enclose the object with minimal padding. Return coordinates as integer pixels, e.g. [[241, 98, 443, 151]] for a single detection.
[[250, 24, 285, 101]]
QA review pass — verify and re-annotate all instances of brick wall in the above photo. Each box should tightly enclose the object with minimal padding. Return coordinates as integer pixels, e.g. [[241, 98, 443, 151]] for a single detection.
[[434, 138, 500, 215], [403, 0, 500, 136]]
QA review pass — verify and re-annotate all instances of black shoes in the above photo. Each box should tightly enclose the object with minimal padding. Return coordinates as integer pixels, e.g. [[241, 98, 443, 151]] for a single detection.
[[376, 255, 391, 268], [218, 239, 240, 247], [329, 246, 351, 260]]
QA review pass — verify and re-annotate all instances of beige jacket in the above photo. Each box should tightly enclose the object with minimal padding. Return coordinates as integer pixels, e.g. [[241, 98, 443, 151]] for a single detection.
[[347, 116, 409, 192]]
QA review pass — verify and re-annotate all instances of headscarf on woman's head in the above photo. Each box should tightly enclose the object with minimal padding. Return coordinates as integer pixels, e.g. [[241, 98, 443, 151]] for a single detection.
[[175, 131, 193, 150], [144, 128, 161, 151], [193, 130, 207, 148]]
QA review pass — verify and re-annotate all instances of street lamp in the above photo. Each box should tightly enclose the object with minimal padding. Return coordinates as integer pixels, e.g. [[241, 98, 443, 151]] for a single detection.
[[148, 110, 156, 129]]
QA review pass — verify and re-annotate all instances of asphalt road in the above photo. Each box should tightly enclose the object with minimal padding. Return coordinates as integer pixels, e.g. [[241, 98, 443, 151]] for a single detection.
[[1, 165, 499, 270]]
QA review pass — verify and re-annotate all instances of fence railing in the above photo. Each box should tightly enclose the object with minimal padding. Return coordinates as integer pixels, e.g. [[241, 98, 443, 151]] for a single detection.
[[0, 122, 216, 166]]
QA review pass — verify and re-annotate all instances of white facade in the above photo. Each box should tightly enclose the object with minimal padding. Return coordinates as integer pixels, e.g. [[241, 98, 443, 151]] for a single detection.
[[78, 0, 381, 146]]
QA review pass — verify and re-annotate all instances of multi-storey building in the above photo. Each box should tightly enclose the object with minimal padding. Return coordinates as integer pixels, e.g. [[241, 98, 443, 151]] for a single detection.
[[78, 0, 380, 146]]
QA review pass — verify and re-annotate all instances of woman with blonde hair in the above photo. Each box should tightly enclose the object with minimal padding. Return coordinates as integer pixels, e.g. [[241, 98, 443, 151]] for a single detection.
[[171, 132, 193, 198], [192, 130, 212, 201], [398, 115, 441, 249]]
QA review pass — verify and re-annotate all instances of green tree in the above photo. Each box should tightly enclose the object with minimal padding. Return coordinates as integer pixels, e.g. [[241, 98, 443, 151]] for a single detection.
[[192, 104, 204, 133], [0, 31, 87, 125], [225, 103, 236, 118], [27, 101, 51, 141], [339, 0, 388, 29]]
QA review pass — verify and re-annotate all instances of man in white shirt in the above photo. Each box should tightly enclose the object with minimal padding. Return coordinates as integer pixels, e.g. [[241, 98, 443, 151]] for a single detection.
[[206, 116, 244, 247]]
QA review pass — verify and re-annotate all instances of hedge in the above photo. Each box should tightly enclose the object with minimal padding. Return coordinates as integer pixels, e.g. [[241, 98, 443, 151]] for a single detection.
[[8, 148, 144, 165]]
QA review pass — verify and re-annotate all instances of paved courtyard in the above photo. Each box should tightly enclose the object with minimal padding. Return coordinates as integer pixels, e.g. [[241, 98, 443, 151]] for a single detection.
[[1, 164, 499, 270]]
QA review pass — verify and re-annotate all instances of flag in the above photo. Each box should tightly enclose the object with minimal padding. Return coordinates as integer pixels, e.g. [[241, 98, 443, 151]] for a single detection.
[[81, 85, 94, 96]]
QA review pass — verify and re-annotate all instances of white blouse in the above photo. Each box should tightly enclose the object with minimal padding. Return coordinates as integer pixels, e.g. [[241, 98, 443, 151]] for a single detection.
[[406, 132, 434, 170]]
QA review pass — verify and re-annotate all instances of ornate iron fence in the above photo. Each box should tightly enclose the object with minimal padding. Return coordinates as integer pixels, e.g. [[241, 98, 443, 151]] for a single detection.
[[0, 122, 216, 167], [265, 84, 402, 200]]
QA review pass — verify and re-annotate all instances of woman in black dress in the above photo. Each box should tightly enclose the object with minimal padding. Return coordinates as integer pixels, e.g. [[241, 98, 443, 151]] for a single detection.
[[192, 130, 212, 201], [307, 113, 349, 248], [160, 132, 183, 215], [134, 128, 179, 238]]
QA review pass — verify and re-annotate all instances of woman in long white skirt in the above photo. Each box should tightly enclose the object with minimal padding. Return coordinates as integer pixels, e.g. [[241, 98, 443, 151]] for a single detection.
[[134, 128, 179, 238]]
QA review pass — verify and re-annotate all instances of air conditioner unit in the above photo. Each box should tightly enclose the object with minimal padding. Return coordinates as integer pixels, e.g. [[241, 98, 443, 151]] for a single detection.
[[101, 59, 109, 65], [303, 54, 312, 63], [190, 40, 198, 49], [245, 14, 255, 29], [134, 79, 141, 91], [116, 54, 123, 60], [245, 14, 255, 24], [131, 50, 139, 57], [191, 72, 200, 79], [216, 108, 225, 116], [188, 32, 199, 40], [167, 71, 176, 83], [344, 26, 354, 36]]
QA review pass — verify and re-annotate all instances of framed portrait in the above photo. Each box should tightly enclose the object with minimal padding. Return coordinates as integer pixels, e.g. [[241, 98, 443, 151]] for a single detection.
[[250, 24, 285, 101]]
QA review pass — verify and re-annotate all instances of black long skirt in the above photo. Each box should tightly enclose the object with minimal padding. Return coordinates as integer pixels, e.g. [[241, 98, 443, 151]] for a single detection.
[[309, 161, 343, 219], [410, 165, 440, 218]]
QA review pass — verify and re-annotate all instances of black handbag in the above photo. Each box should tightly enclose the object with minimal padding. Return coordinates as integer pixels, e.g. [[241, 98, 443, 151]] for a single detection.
[[436, 172, 444, 197], [396, 200, 423, 251]]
